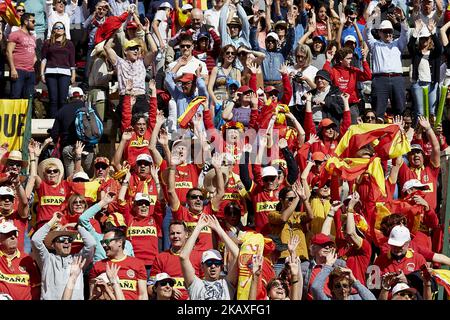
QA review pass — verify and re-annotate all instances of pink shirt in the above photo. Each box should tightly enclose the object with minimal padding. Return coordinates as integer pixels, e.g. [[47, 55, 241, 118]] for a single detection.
[[8, 30, 36, 72]]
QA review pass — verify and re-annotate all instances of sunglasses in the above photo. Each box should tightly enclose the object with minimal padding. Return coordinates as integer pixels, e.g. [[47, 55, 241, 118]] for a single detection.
[[238, 51, 248, 56], [189, 194, 204, 200], [28, 20, 36, 23], [397, 291, 415, 298], [157, 279, 175, 287], [54, 236, 74, 243], [226, 210, 241, 217], [285, 196, 296, 201], [6, 161, 21, 167], [271, 281, 287, 290], [16, 9, 25, 12], [268, 91, 278, 96], [225, 51, 237, 56], [53, 25, 65, 30], [365, 116, 376, 120], [100, 237, 120, 246], [263, 176, 277, 182], [135, 200, 150, 207], [127, 46, 140, 51], [204, 259, 223, 267], [73, 200, 86, 205], [0, 195, 14, 201], [266, 39, 277, 43], [95, 163, 108, 170], [56, 0, 67, 4], [180, 44, 192, 49], [46, 169, 60, 174], [136, 160, 150, 167], [97, 6, 108, 11], [334, 283, 350, 289], [381, 29, 393, 35], [229, 25, 241, 29]]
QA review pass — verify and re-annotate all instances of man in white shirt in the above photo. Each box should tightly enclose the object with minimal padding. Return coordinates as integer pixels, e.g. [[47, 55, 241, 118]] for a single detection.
[[204, 0, 226, 35], [365, 8, 408, 120]]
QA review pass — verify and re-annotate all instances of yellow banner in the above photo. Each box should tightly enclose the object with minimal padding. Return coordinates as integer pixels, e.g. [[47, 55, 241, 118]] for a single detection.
[[0, 99, 29, 151]]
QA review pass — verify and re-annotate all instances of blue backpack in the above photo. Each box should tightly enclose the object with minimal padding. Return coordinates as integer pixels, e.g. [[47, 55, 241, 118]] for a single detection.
[[75, 101, 103, 146]]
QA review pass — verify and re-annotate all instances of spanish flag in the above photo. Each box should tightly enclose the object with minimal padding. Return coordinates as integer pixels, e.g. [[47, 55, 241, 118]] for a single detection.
[[70, 181, 102, 203], [177, 96, 206, 129], [431, 269, 450, 297], [335, 124, 411, 159], [322, 157, 387, 196], [0, 0, 20, 26]]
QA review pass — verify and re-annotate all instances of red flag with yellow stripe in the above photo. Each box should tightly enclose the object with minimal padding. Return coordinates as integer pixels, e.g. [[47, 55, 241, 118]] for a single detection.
[[0, 0, 20, 26], [177, 96, 206, 129], [335, 123, 411, 159]]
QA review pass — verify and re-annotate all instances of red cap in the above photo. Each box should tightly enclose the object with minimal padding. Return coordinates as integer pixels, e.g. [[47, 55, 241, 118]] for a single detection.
[[319, 118, 336, 130], [311, 233, 334, 246], [237, 85, 254, 94], [312, 151, 325, 161], [127, 20, 138, 29], [264, 86, 279, 93], [177, 73, 196, 83]]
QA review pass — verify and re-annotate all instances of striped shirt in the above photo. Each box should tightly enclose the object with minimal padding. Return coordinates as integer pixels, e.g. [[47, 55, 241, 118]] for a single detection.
[[115, 56, 147, 96]]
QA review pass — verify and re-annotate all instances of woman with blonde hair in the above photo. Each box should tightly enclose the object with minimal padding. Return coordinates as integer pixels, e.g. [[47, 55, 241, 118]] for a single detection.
[[40, 21, 76, 117]]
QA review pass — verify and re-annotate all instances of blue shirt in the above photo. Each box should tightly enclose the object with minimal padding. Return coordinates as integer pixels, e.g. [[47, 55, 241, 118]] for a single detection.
[[219, 3, 251, 48], [24, 0, 46, 35]]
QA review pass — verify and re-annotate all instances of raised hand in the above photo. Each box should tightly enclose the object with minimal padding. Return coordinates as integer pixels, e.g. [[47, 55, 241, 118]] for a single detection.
[[143, 17, 150, 33], [415, 18, 424, 32], [50, 211, 64, 224], [121, 127, 134, 141], [293, 182, 307, 201], [329, 200, 343, 215], [325, 247, 337, 266], [150, 164, 160, 180], [303, 92, 312, 102], [308, 133, 320, 145], [288, 234, 300, 255], [75, 141, 85, 157], [278, 138, 288, 149], [171, 153, 182, 166], [248, 61, 258, 74], [278, 62, 289, 75], [340, 92, 350, 103], [326, 49, 335, 61], [427, 18, 436, 33], [251, 254, 263, 276], [206, 214, 222, 232], [196, 213, 210, 230], [157, 127, 169, 146], [348, 191, 360, 209], [103, 191, 116, 205], [250, 92, 259, 106], [148, 79, 156, 92], [418, 116, 432, 131], [413, 195, 429, 210], [69, 255, 86, 278], [211, 152, 223, 168], [106, 262, 121, 283]]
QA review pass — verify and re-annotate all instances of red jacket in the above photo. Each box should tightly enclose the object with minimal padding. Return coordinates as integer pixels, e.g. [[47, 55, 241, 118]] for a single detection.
[[322, 60, 372, 104]]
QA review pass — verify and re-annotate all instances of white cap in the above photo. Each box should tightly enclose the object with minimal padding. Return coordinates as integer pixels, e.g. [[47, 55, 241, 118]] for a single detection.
[[181, 3, 193, 10], [201, 249, 223, 263], [388, 225, 411, 247], [266, 32, 280, 42], [154, 272, 175, 283], [69, 87, 84, 98], [0, 186, 14, 197], [344, 35, 357, 43], [379, 20, 393, 30], [0, 293, 13, 300], [418, 26, 431, 38], [261, 166, 278, 178], [402, 179, 429, 193], [0, 221, 18, 234], [73, 171, 90, 181], [159, 1, 173, 9], [392, 282, 417, 295], [134, 193, 150, 203], [136, 154, 153, 164]]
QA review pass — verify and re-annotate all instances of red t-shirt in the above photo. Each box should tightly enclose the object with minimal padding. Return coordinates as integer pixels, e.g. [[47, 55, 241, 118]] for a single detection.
[[374, 248, 427, 275], [338, 238, 372, 285], [160, 160, 202, 204], [0, 250, 41, 300], [124, 131, 152, 167], [172, 205, 214, 252], [8, 30, 36, 72], [36, 180, 71, 227], [89, 256, 147, 300], [216, 173, 248, 219], [249, 184, 279, 236], [126, 215, 160, 266], [150, 249, 203, 300]]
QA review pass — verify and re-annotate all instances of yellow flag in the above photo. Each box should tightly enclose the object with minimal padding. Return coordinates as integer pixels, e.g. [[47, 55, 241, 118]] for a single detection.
[[0, 99, 29, 151]]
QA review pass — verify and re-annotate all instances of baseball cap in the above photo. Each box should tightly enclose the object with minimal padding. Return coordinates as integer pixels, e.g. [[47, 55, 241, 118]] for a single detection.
[[409, 144, 424, 153], [181, 3, 193, 11], [391, 282, 417, 295], [264, 85, 279, 93], [177, 73, 196, 83], [379, 20, 394, 30], [227, 17, 242, 27], [261, 166, 278, 178], [319, 118, 336, 129], [402, 179, 429, 193], [237, 85, 254, 94], [0, 221, 18, 234], [311, 233, 334, 246], [72, 171, 90, 182], [154, 272, 176, 284], [172, 139, 188, 149], [197, 32, 210, 40], [124, 39, 141, 50], [69, 87, 84, 98], [388, 225, 411, 247], [266, 32, 279, 42], [136, 154, 153, 164], [312, 35, 327, 45], [227, 78, 240, 88], [312, 151, 325, 161], [134, 193, 150, 203], [0, 186, 15, 197], [126, 20, 138, 29], [344, 35, 357, 43], [159, 2, 173, 9], [202, 249, 223, 263]]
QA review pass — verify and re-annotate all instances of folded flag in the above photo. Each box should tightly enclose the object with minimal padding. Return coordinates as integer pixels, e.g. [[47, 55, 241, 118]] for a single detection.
[[177, 96, 206, 129], [335, 123, 410, 159]]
